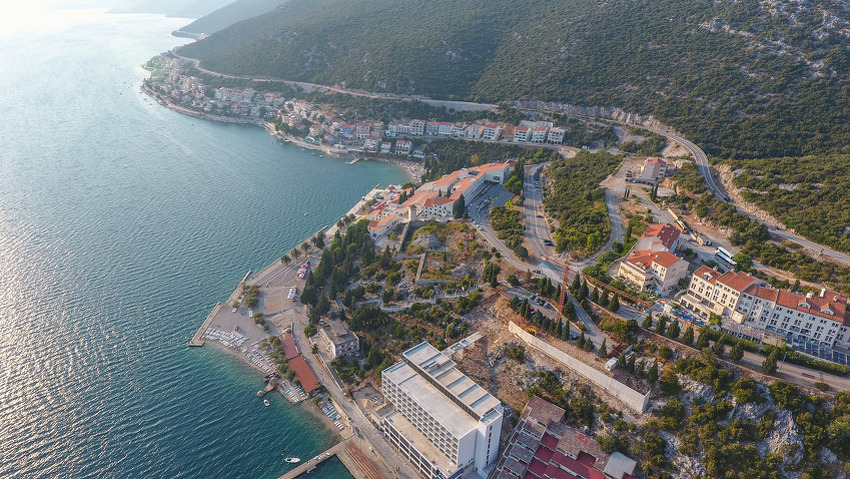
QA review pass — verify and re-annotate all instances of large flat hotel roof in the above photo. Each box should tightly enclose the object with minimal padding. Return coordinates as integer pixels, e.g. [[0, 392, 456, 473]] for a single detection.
[[403, 342, 501, 419], [383, 342, 502, 439]]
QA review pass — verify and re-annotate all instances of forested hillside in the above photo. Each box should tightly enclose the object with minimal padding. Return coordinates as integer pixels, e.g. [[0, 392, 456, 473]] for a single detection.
[[177, 0, 850, 159], [727, 155, 850, 253], [176, 0, 287, 36]]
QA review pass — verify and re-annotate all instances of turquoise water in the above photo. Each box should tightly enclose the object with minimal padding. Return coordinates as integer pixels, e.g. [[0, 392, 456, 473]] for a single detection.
[[0, 10, 406, 479]]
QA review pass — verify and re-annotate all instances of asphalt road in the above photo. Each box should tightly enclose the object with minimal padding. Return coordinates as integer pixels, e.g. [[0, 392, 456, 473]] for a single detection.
[[464, 172, 608, 346], [640, 125, 850, 267]]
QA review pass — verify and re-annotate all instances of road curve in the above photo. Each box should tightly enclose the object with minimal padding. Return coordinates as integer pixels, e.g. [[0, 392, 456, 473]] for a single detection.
[[638, 126, 850, 267]]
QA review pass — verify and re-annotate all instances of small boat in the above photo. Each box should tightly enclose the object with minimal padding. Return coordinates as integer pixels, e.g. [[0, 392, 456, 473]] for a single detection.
[[263, 399, 270, 407], [284, 457, 301, 463]]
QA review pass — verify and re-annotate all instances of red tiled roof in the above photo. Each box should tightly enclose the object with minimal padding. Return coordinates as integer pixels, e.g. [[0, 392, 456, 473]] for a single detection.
[[641, 223, 680, 250], [282, 332, 299, 360], [716, 270, 758, 293], [627, 251, 682, 270], [694, 265, 720, 283], [289, 355, 320, 393], [540, 433, 559, 450]]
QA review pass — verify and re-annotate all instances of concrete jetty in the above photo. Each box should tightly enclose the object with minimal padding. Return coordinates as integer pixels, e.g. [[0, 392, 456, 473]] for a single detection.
[[277, 439, 349, 479], [188, 302, 222, 347]]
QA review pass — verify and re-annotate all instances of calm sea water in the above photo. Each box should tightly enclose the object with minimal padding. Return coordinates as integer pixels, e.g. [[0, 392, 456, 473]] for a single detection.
[[0, 11, 406, 478]]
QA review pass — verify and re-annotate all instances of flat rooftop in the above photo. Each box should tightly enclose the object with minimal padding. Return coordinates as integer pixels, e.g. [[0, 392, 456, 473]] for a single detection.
[[383, 361, 480, 439], [402, 342, 501, 420]]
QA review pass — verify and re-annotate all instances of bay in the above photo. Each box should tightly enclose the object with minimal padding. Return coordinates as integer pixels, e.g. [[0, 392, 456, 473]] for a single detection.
[[0, 10, 406, 478]]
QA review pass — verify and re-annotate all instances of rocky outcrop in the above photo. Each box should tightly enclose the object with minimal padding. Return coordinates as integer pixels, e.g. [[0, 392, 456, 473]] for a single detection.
[[715, 164, 787, 229], [512, 100, 677, 134]]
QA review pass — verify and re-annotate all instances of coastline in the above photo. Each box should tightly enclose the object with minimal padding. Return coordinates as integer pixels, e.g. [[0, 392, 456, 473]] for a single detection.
[[141, 83, 423, 183]]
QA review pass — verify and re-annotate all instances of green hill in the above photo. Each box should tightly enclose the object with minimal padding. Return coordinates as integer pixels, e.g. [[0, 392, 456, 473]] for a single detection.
[[176, 0, 850, 159], [176, 0, 288, 36]]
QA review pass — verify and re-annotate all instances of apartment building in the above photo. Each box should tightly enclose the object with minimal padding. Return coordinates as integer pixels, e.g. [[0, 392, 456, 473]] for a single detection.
[[513, 126, 531, 142], [318, 320, 359, 359], [547, 127, 566, 144], [379, 342, 503, 479], [493, 396, 637, 479], [530, 126, 549, 143]]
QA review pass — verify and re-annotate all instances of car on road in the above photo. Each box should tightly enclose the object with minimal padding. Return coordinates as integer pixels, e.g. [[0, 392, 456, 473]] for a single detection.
[[536, 214, 543, 218], [543, 239, 554, 246]]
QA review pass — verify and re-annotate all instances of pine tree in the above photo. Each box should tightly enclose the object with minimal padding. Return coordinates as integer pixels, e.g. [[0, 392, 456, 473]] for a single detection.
[[598, 339, 608, 358], [590, 287, 599, 303], [578, 331, 586, 348], [579, 280, 589, 299], [642, 315, 653, 328], [682, 326, 694, 346]]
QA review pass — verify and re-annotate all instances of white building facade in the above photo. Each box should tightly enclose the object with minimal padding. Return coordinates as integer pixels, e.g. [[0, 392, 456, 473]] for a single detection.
[[380, 342, 503, 479]]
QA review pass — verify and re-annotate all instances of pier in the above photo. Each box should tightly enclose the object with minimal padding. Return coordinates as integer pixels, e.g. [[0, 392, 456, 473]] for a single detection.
[[277, 437, 384, 479]]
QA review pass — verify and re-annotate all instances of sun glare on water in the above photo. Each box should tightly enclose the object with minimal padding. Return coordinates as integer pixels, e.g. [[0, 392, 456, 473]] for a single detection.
[[0, 2, 108, 35]]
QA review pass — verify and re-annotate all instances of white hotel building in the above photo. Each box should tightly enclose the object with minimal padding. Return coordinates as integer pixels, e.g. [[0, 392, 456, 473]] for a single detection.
[[681, 265, 850, 351], [379, 342, 503, 479]]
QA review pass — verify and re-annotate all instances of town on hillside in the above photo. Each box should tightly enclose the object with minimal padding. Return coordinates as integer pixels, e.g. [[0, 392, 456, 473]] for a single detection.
[[193, 148, 850, 479]]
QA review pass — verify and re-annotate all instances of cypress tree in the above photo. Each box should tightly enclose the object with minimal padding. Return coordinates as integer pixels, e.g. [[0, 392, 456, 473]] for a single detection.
[[571, 275, 581, 294], [609, 294, 620, 312], [682, 326, 695, 346]]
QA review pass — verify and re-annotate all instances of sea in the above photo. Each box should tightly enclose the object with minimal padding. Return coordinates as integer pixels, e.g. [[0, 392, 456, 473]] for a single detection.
[[0, 9, 408, 479]]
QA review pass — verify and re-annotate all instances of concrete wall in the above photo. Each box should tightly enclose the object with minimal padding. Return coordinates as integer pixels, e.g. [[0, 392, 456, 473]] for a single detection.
[[508, 321, 650, 413]]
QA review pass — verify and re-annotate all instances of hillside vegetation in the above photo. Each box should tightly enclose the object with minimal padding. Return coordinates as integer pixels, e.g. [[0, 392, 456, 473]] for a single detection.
[[177, 0, 850, 159], [176, 0, 287, 36], [727, 155, 850, 253]]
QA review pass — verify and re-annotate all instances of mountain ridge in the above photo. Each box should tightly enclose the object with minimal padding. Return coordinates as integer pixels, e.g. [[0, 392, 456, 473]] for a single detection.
[[176, 0, 850, 159]]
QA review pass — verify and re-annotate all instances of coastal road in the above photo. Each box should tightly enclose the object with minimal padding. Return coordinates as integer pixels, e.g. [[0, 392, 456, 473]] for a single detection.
[[637, 124, 850, 267], [285, 294, 419, 479]]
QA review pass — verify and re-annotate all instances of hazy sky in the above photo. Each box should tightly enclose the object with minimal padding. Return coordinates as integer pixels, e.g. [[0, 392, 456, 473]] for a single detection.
[[0, 2, 108, 34]]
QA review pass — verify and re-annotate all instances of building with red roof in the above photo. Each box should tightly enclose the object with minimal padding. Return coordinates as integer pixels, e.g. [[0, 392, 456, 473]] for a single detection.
[[680, 265, 850, 351], [618, 250, 688, 294], [639, 157, 667, 182], [493, 396, 637, 479], [288, 355, 321, 394], [636, 223, 681, 253], [281, 332, 300, 360]]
